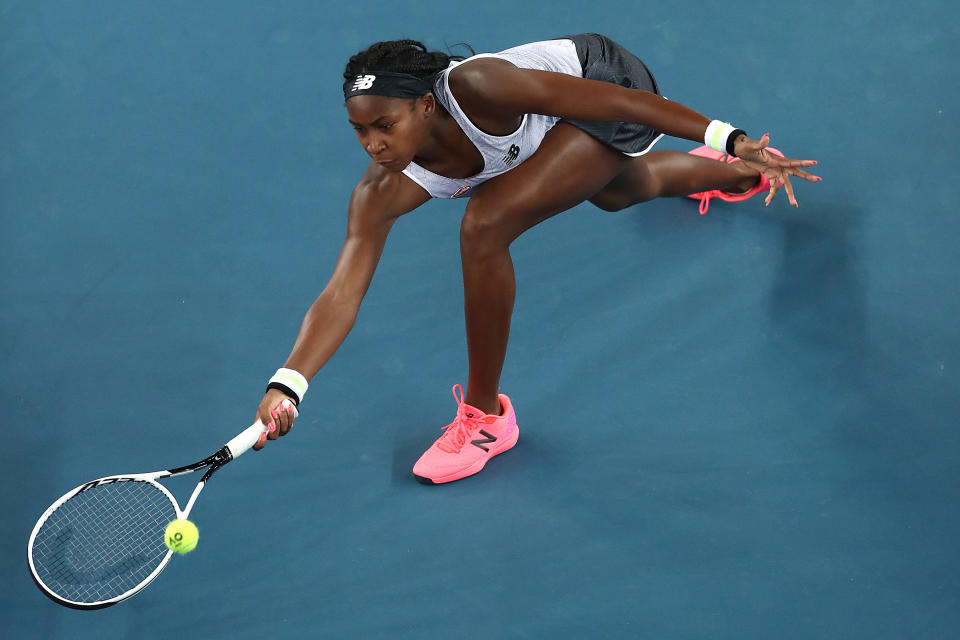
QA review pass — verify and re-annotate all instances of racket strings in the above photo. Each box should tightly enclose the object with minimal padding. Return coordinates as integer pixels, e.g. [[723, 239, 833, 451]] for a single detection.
[[31, 480, 178, 605]]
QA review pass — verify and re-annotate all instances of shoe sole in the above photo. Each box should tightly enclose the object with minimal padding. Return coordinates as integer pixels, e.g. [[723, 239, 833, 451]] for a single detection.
[[413, 426, 519, 485]]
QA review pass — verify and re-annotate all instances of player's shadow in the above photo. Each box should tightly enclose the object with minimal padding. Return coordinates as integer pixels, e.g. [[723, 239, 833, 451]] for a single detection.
[[765, 205, 868, 384]]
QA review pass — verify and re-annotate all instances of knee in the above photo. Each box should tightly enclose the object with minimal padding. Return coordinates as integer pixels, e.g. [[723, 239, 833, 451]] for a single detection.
[[460, 200, 519, 256], [590, 191, 632, 212], [590, 176, 662, 212]]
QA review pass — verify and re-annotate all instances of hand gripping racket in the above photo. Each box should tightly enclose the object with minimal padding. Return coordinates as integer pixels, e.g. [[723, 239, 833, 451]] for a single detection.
[[27, 401, 295, 610]]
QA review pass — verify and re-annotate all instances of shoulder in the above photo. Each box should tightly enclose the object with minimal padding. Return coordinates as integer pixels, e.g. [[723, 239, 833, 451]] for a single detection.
[[351, 161, 430, 219], [446, 50, 586, 122], [447, 57, 537, 128], [448, 57, 520, 106]]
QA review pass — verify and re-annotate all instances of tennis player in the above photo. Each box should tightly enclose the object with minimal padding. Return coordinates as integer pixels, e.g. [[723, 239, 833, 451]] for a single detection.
[[253, 34, 821, 483]]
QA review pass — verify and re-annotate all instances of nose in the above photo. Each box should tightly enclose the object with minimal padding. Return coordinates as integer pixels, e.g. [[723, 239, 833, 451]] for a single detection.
[[364, 135, 386, 156]]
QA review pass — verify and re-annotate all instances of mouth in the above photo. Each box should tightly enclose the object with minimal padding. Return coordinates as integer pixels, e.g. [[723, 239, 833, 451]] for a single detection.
[[376, 157, 408, 171]]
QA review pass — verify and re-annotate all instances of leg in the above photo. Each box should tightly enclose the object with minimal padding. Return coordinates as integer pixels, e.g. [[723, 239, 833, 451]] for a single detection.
[[589, 149, 760, 211], [459, 124, 628, 414]]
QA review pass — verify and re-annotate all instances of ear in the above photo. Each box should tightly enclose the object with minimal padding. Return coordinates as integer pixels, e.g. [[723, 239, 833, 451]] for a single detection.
[[419, 93, 435, 118]]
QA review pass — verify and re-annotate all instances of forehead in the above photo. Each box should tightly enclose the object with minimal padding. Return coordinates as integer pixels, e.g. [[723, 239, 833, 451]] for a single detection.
[[345, 94, 413, 122]]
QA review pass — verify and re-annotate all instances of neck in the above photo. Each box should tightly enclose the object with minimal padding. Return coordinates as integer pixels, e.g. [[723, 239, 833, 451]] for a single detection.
[[412, 106, 484, 178], [413, 106, 457, 164]]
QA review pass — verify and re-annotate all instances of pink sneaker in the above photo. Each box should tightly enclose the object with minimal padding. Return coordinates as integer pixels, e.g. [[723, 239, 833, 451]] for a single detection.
[[685, 145, 783, 214], [413, 384, 519, 484]]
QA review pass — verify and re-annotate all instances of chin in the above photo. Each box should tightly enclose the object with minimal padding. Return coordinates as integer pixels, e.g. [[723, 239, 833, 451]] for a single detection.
[[381, 159, 412, 173]]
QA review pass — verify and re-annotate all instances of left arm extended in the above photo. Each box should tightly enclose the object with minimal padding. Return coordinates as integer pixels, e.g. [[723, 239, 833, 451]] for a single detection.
[[452, 60, 711, 142], [451, 60, 820, 206]]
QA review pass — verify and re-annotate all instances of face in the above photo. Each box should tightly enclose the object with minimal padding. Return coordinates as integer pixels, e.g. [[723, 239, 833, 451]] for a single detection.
[[346, 94, 433, 172]]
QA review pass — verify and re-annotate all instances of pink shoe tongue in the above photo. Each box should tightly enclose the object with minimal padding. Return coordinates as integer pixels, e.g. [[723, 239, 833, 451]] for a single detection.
[[461, 403, 487, 419], [463, 401, 506, 421]]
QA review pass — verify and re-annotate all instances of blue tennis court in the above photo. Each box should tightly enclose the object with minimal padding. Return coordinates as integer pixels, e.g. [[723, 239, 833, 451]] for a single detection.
[[3, 1, 958, 638]]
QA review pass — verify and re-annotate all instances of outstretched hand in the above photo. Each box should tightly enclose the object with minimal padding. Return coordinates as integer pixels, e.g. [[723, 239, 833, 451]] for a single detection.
[[252, 390, 299, 451], [733, 134, 821, 207]]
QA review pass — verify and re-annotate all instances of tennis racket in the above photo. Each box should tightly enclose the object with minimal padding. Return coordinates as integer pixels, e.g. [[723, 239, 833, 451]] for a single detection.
[[27, 400, 296, 610]]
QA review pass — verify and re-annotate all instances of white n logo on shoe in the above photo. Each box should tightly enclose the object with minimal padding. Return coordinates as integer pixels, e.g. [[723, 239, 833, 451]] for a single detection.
[[471, 430, 497, 452]]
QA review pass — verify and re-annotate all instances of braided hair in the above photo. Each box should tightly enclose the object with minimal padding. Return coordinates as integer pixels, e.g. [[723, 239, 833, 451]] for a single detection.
[[343, 39, 470, 83]]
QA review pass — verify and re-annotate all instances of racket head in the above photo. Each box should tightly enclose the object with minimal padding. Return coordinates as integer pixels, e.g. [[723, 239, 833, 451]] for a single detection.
[[28, 475, 181, 609]]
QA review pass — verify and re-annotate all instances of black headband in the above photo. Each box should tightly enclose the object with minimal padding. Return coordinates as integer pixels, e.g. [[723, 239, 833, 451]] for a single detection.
[[343, 71, 433, 100]]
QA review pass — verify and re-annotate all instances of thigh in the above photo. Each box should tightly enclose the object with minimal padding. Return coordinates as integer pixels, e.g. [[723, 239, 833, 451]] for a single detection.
[[465, 122, 629, 241]]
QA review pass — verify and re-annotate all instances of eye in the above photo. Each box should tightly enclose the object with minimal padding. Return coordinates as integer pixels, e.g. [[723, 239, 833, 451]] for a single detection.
[[380, 122, 395, 130]]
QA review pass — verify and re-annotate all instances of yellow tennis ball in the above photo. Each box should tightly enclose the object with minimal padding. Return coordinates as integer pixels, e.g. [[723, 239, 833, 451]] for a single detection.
[[164, 519, 199, 555]]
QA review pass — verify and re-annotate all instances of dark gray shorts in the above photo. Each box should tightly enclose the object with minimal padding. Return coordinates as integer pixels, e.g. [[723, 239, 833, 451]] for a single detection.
[[561, 33, 663, 156]]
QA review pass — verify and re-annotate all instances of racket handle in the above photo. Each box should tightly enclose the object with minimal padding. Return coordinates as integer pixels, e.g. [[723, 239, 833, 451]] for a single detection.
[[225, 420, 268, 459]]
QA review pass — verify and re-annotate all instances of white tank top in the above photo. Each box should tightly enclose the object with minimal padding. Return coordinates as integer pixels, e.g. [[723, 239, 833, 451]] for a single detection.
[[401, 39, 582, 199]]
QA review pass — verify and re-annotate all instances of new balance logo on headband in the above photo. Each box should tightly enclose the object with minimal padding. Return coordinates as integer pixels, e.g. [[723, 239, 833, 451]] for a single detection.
[[343, 72, 432, 100], [351, 75, 376, 91]]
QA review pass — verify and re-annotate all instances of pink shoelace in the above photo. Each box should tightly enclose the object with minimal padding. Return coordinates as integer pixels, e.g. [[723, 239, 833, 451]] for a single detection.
[[436, 384, 498, 453], [697, 192, 713, 215], [695, 152, 737, 215]]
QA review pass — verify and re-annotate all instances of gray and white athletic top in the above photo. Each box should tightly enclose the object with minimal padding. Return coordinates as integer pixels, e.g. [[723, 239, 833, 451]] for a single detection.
[[401, 38, 582, 199]]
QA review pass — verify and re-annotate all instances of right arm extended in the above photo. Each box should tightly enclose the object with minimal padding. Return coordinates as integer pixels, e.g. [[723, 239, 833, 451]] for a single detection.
[[254, 163, 430, 448]]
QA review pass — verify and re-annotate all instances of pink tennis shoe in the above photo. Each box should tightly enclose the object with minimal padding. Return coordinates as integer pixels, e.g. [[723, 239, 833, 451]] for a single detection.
[[686, 144, 783, 215], [413, 384, 519, 484]]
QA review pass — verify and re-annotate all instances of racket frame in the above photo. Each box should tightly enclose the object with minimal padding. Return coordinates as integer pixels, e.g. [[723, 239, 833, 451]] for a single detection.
[[27, 418, 272, 609]]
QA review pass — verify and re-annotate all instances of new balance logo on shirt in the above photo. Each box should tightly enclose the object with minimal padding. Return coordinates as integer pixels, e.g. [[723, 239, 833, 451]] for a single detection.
[[503, 144, 520, 165]]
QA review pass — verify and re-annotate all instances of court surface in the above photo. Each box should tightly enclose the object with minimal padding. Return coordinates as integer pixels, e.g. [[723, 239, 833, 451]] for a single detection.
[[2, 1, 958, 638]]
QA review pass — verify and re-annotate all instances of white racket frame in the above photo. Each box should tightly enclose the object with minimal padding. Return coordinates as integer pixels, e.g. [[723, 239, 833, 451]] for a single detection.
[[28, 407, 290, 609]]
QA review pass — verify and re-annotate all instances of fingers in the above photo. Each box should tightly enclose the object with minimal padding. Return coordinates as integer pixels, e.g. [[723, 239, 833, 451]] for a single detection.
[[252, 392, 299, 451], [789, 166, 823, 183], [763, 172, 799, 207], [267, 408, 282, 440], [741, 134, 820, 207], [775, 158, 818, 168], [252, 417, 275, 450], [764, 176, 781, 206], [782, 173, 798, 207], [270, 398, 298, 438], [253, 429, 266, 451], [776, 165, 823, 206], [759, 149, 818, 169], [744, 135, 820, 171]]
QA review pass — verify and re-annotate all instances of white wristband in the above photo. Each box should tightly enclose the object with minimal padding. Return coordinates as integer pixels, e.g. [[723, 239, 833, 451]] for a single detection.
[[268, 368, 309, 405], [704, 120, 737, 154]]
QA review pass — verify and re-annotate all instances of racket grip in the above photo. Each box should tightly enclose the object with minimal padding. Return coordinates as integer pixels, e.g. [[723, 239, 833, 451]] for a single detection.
[[226, 421, 268, 459]]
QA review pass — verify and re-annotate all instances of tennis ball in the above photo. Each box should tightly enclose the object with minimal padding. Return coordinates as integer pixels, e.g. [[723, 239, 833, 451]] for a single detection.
[[164, 519, 199, 555]]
